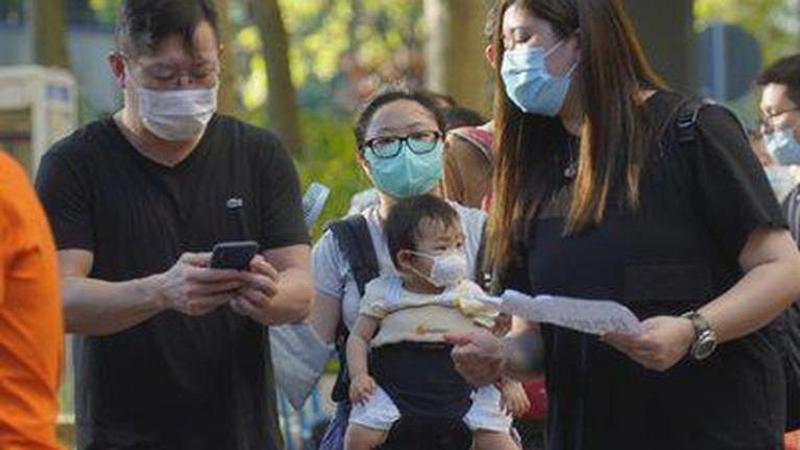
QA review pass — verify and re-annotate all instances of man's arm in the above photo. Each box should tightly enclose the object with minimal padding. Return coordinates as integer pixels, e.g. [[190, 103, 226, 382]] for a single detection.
[[60, 249, 244, 335]]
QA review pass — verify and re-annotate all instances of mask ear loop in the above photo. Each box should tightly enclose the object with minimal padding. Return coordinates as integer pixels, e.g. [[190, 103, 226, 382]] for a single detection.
[[402, 250, 442, 288], [544, 37, 580, 80], [543, 39, 567, 58]]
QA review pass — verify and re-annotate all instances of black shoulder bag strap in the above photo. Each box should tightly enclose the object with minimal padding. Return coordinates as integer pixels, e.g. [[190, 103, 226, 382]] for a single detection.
[[473, 220, 492, 291], [327, 215, 381, 403], [673, 97, 800, 431]]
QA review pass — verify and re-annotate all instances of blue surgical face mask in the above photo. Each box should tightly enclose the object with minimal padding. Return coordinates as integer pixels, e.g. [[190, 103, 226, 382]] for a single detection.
[[501, 41, 577, 116], [764, 127, 800, 166], [365, 141, 444, 199]]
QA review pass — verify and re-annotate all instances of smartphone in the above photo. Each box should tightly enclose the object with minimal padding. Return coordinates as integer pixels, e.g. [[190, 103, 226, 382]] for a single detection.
[[210, 241, 259, 270]]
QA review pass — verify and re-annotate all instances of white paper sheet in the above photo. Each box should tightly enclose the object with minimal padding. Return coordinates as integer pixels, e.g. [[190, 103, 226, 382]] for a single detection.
[[477, 290, 642, 336]]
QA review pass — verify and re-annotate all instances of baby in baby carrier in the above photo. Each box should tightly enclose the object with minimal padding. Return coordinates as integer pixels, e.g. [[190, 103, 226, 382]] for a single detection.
[[344, 195, 523, 450]]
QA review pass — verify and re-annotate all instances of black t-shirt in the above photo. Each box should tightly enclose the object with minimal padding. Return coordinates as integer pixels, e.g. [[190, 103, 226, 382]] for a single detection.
[[507, 92, 788, 450], [36, 115, 309, 450]]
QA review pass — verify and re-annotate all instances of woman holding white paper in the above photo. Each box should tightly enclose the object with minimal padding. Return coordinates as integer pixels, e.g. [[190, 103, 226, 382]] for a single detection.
[[446, 0, 800, 449]]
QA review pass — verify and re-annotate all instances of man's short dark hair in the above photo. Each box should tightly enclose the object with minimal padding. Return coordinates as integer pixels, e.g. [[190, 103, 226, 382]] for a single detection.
[[385, 195, 460, 268], [115, 0, 219, 57], [757, 53, 800, 107]]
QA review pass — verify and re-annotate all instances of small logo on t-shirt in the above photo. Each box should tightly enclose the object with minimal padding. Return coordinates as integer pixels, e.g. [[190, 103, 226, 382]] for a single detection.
[[226, 197, 244, 209]]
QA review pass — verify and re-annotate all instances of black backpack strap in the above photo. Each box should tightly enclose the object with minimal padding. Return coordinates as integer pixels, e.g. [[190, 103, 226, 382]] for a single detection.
[[326, 215, 381, 403], [673, 96, 714, 149], [658, 96, 715, 200], [473, 219, 492, 291], [328, 215, 380, 297]]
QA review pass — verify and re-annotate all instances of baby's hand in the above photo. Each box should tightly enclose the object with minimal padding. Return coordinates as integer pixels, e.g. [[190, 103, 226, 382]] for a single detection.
[[349, 373, 377, 405], [500, 379, 531, 417], [491, 313, 512, 336]]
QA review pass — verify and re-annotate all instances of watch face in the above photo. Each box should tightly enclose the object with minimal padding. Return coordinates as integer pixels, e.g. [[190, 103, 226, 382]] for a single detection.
[[693, 331, 718, 360]]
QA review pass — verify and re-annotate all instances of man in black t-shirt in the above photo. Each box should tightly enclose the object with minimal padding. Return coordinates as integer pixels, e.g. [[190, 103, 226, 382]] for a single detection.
[[34, 1, 312, 449]]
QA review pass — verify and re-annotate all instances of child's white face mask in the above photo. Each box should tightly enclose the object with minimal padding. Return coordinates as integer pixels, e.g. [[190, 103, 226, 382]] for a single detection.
[[408, 250, 468, 288]]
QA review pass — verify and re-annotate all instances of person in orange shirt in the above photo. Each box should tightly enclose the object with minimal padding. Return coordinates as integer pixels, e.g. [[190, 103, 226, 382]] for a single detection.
[[0, 151, 64, 450]]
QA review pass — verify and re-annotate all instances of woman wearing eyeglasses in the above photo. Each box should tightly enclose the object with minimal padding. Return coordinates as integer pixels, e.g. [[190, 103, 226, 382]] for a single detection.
[[308, 86, 515, 449]]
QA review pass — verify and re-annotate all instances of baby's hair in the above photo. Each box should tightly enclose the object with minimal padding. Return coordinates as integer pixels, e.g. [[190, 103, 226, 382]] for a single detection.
[[385, 195, 460, 268]]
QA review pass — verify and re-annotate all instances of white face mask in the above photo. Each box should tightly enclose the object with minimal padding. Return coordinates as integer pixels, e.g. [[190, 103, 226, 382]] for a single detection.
[[408, 250, 468, 288], [135, 86, 218, 141]]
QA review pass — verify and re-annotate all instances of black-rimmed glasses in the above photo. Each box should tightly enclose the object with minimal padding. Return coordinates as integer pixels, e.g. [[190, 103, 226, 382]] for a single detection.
[[758, 107, 800, 130], [362, 130, 443, 159]]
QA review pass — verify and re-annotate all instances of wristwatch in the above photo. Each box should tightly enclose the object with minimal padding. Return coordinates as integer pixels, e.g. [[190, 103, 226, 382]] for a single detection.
[[681, 311, 718, 360]]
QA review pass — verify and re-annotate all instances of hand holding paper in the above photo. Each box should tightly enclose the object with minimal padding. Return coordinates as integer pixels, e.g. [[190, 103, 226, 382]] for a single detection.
[[476, 290, 642, 336]]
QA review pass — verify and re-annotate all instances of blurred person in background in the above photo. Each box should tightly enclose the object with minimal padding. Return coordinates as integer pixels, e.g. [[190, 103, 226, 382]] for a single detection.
[[757, 53, 800, 450], [443, 4, 499, 210], [758, 53, 800, 244]]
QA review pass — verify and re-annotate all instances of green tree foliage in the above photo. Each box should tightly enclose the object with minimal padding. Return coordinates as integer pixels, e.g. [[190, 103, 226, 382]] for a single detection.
[[695, 0, 799, 65], [238, 0, 424, 113], [32, 0, 71, 68], [234, 0, 426, 226], [695, 0, 799, 124]]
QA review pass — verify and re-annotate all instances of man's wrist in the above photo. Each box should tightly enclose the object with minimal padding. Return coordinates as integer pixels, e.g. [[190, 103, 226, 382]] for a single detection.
[[141, 273, 167, 312]]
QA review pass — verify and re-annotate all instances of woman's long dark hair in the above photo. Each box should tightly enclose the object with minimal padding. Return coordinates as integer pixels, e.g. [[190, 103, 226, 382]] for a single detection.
[[488, 0, 666, 269]]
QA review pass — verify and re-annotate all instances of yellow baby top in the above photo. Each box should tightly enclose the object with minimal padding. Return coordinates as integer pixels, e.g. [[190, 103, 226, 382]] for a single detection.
[[359, 275, 498, 347]]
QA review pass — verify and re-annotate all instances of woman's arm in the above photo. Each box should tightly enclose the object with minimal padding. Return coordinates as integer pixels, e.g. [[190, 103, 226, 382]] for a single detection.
[[701, 227, 800, 342], [605, 227, 800, 371], [307, 292, 343, 344]]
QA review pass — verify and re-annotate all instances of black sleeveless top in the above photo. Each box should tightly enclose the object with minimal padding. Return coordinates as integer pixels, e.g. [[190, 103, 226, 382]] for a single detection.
[[510, 92, 788, 450]]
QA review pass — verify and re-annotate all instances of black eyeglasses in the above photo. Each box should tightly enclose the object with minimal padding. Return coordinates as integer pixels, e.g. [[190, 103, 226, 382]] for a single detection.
[[362, 130, 443, 159], [119, 52, 220, 86], [758, 107, 800, 130]]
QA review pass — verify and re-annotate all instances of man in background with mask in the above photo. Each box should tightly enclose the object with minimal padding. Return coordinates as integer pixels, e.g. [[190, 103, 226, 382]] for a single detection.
[[35, 1, 312, 449], [758, 54, 800, 450], [758, 53, 800, 245]]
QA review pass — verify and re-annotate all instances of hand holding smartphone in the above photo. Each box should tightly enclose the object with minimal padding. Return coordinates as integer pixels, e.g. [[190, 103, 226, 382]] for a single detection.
[[210, 241, 259, 270]]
